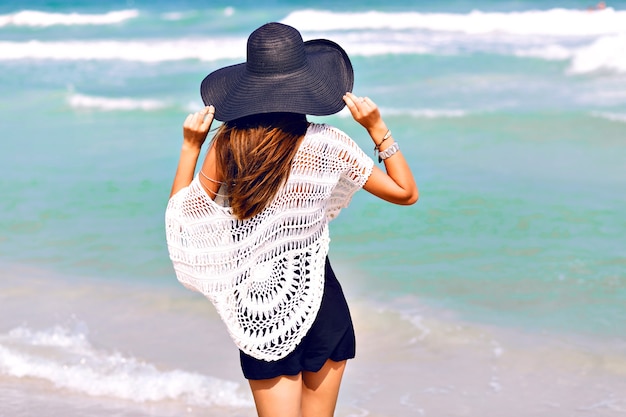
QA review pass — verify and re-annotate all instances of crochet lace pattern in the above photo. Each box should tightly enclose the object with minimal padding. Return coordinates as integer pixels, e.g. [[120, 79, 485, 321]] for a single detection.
[[165, 123, 374, 361]]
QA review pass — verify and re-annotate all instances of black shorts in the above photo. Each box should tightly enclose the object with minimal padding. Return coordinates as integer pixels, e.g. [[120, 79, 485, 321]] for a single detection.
[[239, 257, 356, 380]]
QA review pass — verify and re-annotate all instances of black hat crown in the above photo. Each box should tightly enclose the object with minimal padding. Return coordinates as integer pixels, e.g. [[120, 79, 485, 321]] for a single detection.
[[246, 23, 307, 75], [200, 22, 353, 122]]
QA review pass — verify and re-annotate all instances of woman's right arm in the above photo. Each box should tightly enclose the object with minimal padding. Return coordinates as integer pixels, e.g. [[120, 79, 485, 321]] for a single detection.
[[343, 93, 418, 205], [169, 106, 215, 198]]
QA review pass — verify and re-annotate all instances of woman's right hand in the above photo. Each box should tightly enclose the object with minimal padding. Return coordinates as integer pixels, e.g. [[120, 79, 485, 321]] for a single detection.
[[182, 105, 215, 150]]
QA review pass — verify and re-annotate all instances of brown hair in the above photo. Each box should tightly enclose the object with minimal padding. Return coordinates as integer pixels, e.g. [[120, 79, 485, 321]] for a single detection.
[[212, 113, 308, 220]]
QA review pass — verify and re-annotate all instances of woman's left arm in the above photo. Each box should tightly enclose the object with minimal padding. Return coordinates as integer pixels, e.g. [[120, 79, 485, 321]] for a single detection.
[[169, 106, 215, 198]]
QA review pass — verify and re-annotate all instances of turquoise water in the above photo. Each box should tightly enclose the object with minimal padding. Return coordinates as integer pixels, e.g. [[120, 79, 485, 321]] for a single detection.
[[1, 1, 625, 415]]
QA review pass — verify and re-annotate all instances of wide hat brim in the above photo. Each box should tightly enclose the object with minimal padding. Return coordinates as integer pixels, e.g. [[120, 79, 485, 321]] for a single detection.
[[200, 38, 354, 122]]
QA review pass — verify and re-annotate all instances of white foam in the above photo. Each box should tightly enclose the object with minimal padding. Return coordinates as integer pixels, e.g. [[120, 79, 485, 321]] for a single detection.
[[8, 325, 90, 350], [578, 398, 626, 412], [591, 111, 626, 123], [162, 12, 187, 21], [68, 93, 168, 111], [490, 340, 504, 358], [385, 108, 468, 118], [0, 8, 622, 73], [412, 109, 467, 118], [0, 34, 546, 62], [282, 8, 626, 36], [0, 26, 620, 70], [336, 107, 468, 120], [489, 375, 502, 393], [0, 35, 432, 61], [403, 314, 432, 341], [347, 42, 431, 56], [0, 326, 252, 407], [514, 44, 573, 61], [0, 9, 138, 27], [568, 34, 626, 74], [0, 38, 245, 62]]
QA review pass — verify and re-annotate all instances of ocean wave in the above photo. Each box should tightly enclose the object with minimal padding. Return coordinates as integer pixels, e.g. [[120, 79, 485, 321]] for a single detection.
[[388, 108, 468, 118], [1, 37, 624, 75], [162, 7, 235, 21], [0, 325, 253, 407], [0, 8, 623, 74], [0, 38, 245, 62], [392, 109, 467, 119], [0, 36, 423, 62], [68, 93, 168, 111], [511, 35, 626, 74], [335, 107, 468, 119], [282, 8, 626, 36], [591, 111, 626, 123], [0, 9, 138, 27], [514, 44, 573, 61], [568, 34, 626, 74], [7, 325, 91, 350]]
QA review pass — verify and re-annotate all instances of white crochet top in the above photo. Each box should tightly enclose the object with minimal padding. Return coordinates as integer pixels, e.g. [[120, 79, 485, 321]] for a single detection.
[[165, 123, 374, 361]]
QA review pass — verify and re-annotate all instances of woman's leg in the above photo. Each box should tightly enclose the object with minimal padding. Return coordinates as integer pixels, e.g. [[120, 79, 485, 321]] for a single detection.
[[301, 359, 347, 417], [248, 374, 303, 417]]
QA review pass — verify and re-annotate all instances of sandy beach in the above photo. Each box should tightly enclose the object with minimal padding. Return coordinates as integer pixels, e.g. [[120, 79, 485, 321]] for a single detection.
[[2, 1, 625, 415], [2, 263, 625, 416]]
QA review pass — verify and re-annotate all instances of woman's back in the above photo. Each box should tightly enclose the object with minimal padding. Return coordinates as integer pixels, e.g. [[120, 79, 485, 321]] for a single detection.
[[166, 122, 373, 361]]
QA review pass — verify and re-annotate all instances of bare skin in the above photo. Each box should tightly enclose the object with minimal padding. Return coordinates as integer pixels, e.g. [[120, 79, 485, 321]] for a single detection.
[[171, 94, 418, 205], [169, 105, 215, 198], [248, 359, 347, 417], [169, 94, 417, 417], [343, 92, 418, 205]]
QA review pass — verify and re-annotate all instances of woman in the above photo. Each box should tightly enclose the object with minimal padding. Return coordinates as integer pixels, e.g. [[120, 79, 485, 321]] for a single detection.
[[166, 22, 417, 417]]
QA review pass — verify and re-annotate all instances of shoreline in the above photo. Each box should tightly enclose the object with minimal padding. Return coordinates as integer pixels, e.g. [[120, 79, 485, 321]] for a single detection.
[[2, 262, 625, 416]]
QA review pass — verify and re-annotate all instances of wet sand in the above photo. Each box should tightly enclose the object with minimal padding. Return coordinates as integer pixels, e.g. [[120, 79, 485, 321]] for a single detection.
[[2, 263, 625, 417]]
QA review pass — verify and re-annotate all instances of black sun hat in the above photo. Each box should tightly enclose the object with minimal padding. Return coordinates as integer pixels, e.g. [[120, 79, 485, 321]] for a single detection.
[[200, 22, 354, 122]]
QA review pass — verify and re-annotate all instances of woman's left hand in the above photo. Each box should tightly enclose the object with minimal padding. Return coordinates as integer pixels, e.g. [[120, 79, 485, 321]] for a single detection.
[[182, 105, 215, 150]]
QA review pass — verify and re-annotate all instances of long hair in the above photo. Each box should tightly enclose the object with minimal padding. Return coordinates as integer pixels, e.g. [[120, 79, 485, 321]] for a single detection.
[[212, 113, 308, 220]]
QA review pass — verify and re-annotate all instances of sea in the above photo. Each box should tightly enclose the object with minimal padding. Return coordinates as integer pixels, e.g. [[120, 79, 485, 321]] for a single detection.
[[1, 0, 625, 416]]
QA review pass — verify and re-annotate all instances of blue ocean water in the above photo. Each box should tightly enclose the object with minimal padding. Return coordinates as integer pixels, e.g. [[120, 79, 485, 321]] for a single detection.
[[1, 1, 625, 415]]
